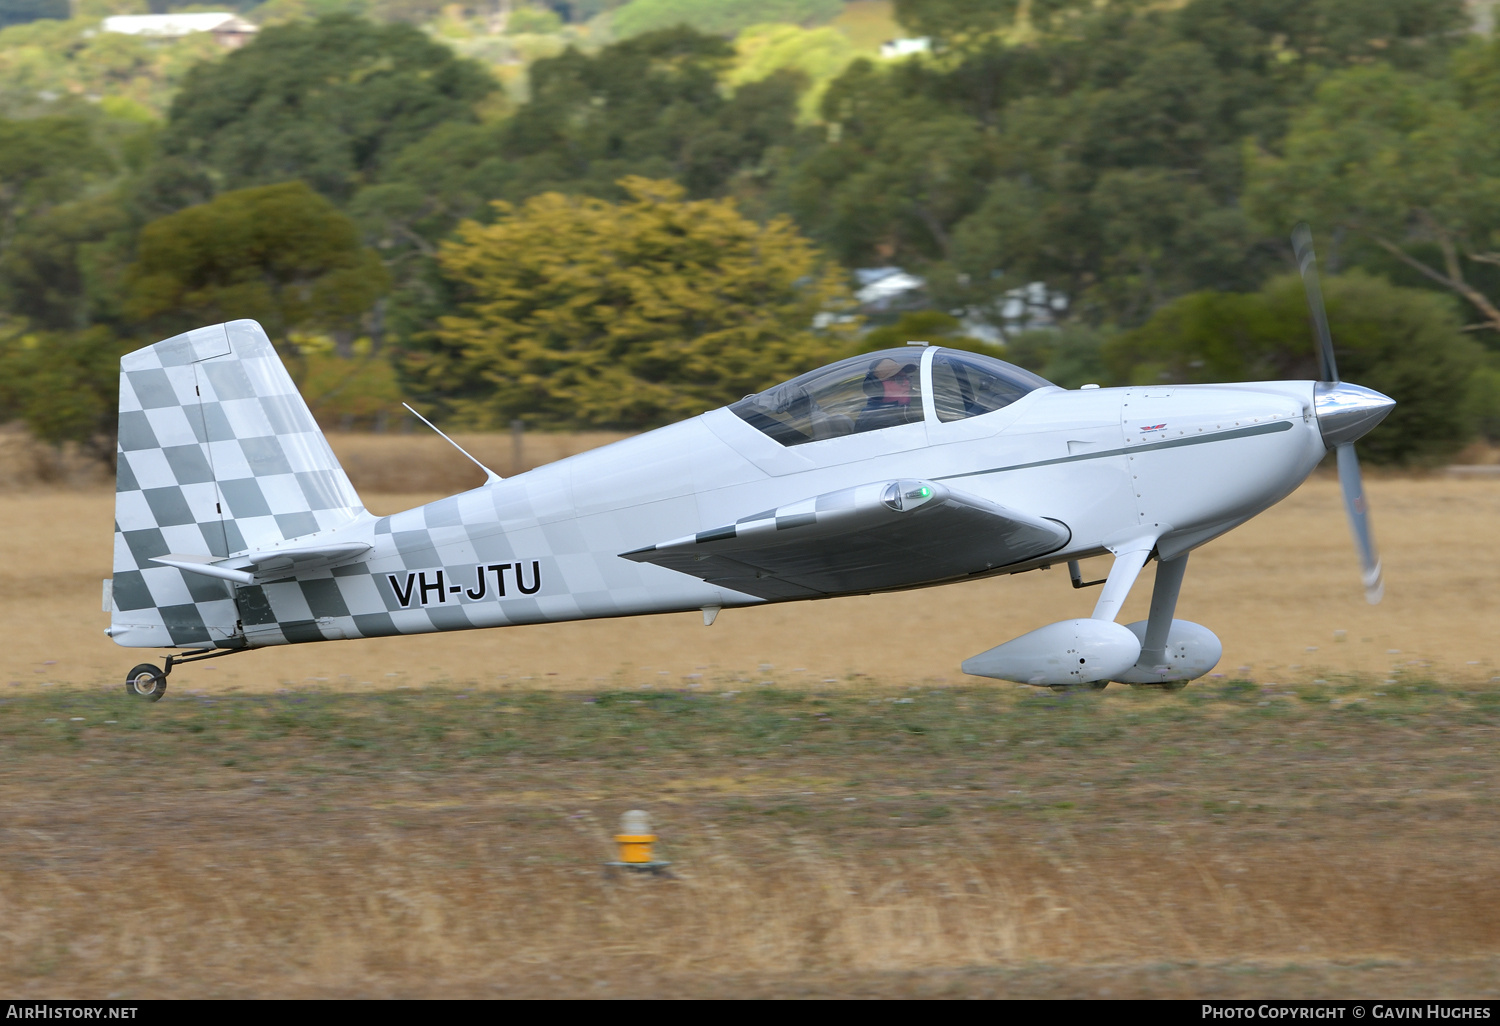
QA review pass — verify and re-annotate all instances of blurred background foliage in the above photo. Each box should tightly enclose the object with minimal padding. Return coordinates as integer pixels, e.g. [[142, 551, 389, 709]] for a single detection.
[[412, 176, 855, 428], [1106, 273, 1487, 465], [0, 0, 1498, 463]]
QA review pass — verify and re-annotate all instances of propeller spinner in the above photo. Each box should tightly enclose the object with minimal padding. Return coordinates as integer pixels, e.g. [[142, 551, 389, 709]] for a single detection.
[[1291, 223, 1395, 604]]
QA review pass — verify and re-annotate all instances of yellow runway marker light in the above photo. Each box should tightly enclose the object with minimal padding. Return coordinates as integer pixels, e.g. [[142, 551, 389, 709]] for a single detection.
[[607, 809, 671, 874], [615, 809, 656, 863]]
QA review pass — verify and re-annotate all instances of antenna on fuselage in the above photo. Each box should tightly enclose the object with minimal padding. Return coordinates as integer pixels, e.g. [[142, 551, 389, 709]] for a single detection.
[[402, 402, 503, 484]]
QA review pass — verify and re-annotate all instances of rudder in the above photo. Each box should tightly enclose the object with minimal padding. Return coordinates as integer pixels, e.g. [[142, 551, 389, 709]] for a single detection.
[[108, 320, 366, 649]]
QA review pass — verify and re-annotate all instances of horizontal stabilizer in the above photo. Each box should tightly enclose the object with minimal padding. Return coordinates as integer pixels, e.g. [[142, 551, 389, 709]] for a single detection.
[[621, 479, 1068, 600], [151, 554, 256, 586], [151, 541, 372, 585]]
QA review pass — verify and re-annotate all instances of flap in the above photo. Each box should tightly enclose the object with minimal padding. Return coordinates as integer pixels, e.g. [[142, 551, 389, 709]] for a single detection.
[[621, 479, 1069, 600]]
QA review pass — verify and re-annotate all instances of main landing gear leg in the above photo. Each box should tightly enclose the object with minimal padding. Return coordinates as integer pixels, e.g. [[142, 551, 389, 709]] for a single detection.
[[1078, 537, 1156, 691], [1133, 554, 1190, 691], [123, 646, 248, 701], [1140, 554, 1188, 668], [1089, 540, 1155, 624]]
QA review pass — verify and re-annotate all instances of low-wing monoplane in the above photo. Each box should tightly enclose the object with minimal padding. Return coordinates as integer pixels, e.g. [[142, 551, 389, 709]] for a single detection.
[[106, 227, 1393, 698]]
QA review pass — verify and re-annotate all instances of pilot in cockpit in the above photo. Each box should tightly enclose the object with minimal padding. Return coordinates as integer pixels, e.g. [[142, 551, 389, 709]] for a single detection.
[[856, 356, 920, 431]]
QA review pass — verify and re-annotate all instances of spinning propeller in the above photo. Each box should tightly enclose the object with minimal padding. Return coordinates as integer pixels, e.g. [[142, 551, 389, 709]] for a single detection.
[[1292, 223, 1394, 605]]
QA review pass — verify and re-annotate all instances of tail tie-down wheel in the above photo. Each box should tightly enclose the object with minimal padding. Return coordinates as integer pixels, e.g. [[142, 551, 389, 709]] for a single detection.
[[126, 663, 167, 701]]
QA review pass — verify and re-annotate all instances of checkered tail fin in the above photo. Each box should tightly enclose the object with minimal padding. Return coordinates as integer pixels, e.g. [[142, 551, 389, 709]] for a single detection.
[[109, 320, 366, 648]]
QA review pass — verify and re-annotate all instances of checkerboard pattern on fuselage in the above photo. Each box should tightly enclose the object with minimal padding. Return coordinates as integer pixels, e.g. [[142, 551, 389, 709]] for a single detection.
[[108, 320, 717, 654]]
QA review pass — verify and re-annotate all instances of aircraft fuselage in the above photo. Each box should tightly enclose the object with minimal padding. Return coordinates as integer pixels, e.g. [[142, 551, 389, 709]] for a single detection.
[[214, 378, 1325, 650]]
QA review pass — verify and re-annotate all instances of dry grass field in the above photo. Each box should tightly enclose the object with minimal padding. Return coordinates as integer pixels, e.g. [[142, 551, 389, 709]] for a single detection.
[[3, 431, 1500, 997], [3, 682, 1499, 997]]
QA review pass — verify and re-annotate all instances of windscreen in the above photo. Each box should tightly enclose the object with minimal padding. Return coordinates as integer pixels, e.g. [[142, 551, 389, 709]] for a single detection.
[[929, 349, 1053, 422], [730, 349, 926, 446]]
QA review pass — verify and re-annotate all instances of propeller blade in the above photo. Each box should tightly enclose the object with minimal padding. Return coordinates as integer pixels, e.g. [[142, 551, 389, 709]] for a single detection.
[[1292, 222, 1339, 384], [1335, 442, 1384, 604], [1297, 226, 1385, 603]]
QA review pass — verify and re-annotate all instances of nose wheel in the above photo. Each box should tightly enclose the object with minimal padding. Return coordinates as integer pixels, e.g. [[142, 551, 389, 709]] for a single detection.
[[126, 663, 167, 701]]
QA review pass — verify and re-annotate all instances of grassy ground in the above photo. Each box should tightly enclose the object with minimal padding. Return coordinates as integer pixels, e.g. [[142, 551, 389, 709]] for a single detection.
[[3, 678, 1498, 997], [5, 431, 1499, 996]]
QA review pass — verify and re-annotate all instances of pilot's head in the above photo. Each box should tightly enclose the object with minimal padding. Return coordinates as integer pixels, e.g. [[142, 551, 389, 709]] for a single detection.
[[867, 357, 916, 403]]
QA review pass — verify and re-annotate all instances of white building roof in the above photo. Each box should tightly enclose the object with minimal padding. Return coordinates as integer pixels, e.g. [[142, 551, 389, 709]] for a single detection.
[[855, 269, 925, 307], [880, 37, 931, 59], [102, 13, 257, 38]]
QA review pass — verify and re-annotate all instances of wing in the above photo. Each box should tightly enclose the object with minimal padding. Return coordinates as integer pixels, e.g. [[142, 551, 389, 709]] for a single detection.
[[620, 479, 1069, 600]]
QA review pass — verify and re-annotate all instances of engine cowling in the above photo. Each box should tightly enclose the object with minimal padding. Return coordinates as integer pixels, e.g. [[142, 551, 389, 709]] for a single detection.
[[1112, 619, 1222, 684], [962, 619, 1142, 686]]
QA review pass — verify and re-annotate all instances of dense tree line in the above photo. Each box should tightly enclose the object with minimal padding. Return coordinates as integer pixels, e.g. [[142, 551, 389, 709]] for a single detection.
[[1, 0, 1498, 463]]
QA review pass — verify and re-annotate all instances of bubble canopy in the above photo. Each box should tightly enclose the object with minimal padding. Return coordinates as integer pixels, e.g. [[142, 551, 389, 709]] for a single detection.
[[730, 347, 1054, 447]]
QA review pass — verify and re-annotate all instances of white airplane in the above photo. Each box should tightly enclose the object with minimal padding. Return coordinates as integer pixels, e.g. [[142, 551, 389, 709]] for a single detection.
[[105, 226, 1393, 699]]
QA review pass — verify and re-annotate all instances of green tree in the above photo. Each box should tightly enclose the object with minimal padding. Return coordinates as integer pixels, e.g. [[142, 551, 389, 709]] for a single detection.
[[728, 23, 858, 123], [785, 58, 993, 268], [896, 0, 1464, 65], [892, 0, 1088, 50], [126, 181, 390, 356], [507, 4, 564, 34], [1248, 55, 1500, 335], [1001, 324, 1110, 389], [494, 27, 799, 201], [355, 27, 803, 346], [409, 176, 857, 429], [855, 310, 990, 353], [0, 191, 133, 330], [0, 112, 150, 335], [0, 325, 132, 463], [297, 337, 406, 429], [0, 100, 225, 340], [0, 114, 110, 254], [160, 15, 496, 202], [251, 0, 371, 26], [0, 15, 225, 117], [780, 0, 1470, 332], [1104, 272, 1484, 464], [345, 120, 513, 350], [612, 0, 842, 39]]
